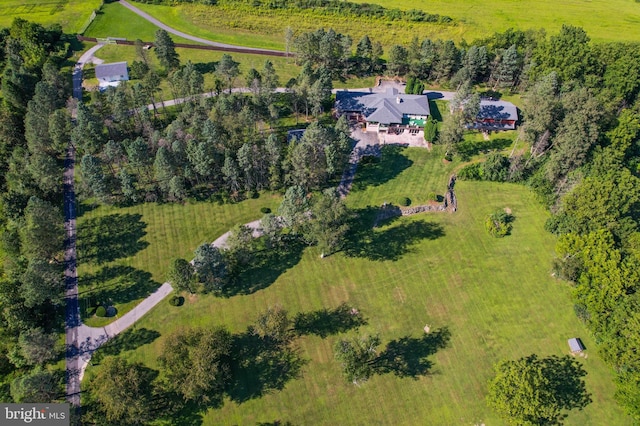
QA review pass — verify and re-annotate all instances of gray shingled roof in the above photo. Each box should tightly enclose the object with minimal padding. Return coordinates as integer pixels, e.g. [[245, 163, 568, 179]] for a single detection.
[[95, 62, 128, 79], [478, 100, 518, 121], [335, 88, 430, 125]]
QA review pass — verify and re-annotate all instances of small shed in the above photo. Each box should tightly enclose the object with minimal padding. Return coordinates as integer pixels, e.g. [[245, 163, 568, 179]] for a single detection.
[[287, 129, 305, 144], [95, 62, 129, 90], [568, 337, 585, 353], [475, 100, 518, 130]]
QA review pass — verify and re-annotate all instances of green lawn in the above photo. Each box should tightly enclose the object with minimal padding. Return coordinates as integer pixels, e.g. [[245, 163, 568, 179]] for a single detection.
[[0, 0, 101, 33], [76, 194, 282, 327], [83, 147, 629, 425], [84, 2, 197, 44]]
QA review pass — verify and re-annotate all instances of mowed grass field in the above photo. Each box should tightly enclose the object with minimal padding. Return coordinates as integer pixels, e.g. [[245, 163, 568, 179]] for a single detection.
[[83, 147, 630, 425], [0, 0, 101, 33], [83, 2, 197, 45], [76, 194, 282, 327]]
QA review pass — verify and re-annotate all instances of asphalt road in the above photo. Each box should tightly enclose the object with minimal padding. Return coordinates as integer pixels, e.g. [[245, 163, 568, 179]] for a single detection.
[[119, 0, 285, 54]]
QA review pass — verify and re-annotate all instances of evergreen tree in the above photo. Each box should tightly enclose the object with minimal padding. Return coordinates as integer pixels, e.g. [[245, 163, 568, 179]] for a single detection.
[[154, 29, 179, 70]]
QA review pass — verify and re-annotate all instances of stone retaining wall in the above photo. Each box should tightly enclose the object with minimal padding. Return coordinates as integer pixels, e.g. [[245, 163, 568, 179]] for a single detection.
[[373, 174, 457, 226]]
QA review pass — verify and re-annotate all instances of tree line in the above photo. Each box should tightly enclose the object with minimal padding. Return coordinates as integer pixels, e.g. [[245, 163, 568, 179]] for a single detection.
[[0, 18, 72, 405], [445, 26, 640, 423], [132, 0, 454, 25]]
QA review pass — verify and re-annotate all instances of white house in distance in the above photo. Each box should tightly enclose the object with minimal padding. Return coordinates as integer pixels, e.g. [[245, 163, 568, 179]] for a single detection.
[[95, 62, 129, 90], [335, 88, 430, 134]]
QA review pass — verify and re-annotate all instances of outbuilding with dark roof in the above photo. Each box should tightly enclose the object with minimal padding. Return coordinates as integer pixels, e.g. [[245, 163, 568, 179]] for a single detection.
[[475, 99, 518, 130]]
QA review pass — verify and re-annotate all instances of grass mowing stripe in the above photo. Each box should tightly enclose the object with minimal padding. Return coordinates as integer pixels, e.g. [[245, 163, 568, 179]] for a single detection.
[[82, 147, 628, 425]]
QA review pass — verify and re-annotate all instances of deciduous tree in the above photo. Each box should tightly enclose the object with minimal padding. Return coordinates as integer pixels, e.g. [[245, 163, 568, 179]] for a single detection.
[[334, 334, 381, 385], [10, 367, 61, 403], [159, 327, 232, 403], [487, 354, 591, 425], [89, 357, 158, 425], [193, 244, 228, 292], [253, 305, 292, 345], [167, 258, 195, 293]]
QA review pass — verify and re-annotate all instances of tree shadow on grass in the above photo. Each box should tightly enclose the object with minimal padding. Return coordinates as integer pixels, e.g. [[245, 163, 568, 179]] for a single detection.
[[77, 213, 149, 264], [541, 354, 592, 413], [344, 212, 445, 261], [293, 303, 367, 338], [92, 328, 161, 364], [351, 145, 413, 192], [78, 266, 160, 317], [222, 239, 305, 297], [457, 137, 513, 160], [375, 327, 451, 378], [227, 332, 307, 404], [193, 61, 217, 75], [428, 100, 444, 121]]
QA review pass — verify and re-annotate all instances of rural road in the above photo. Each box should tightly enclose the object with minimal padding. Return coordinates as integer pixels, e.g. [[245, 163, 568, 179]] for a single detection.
[[63, 145, 81, 407], [119, 0, 285, 54], [66, 43, 176, 407]]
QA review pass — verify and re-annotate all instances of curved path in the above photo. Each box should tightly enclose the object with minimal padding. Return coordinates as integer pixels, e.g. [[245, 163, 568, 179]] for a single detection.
[[119, 0, 284, 55]]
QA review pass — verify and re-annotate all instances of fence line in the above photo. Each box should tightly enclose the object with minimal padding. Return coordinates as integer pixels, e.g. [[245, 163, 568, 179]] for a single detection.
[[76, 35, 291, 58], [78, 0, 104, 35]]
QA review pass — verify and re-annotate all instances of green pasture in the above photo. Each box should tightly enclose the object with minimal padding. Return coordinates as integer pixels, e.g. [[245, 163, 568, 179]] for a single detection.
[[126, 0, 640, 54], [353, 0, 640, 43], [76, 194, 281, 327], [83, 146, 629, 425], [0, 0, 101, 33], [130, 1, 466, 50]]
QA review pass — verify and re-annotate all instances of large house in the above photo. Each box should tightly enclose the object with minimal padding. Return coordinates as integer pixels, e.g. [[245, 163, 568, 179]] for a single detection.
[[475, 99, 518, 130], [95, 62, 129, 90], [335, 88, 430, 133]]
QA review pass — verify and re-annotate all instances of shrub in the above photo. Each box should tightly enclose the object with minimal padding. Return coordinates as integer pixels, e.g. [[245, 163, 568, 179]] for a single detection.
[[483, 153, 510, 181], [424, 117, 438, 143], [169, 296, 184, 306], [443, 152, 453, 162], [399, 197, 411, 206], [428, 192, 438, 202], [458, 163, 483, 180], [485, 210, 514, 238], [95, 306, 107, 317], [260, 207, 271, 214]]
